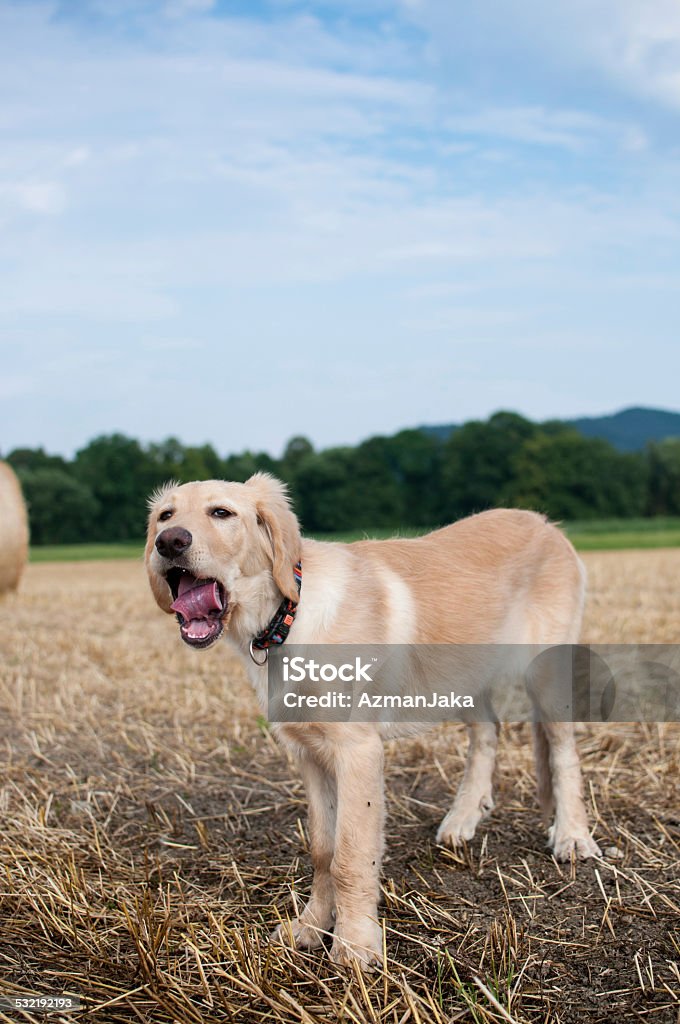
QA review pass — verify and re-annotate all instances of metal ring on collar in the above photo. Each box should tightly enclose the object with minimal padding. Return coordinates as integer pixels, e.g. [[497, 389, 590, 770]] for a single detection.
[[249, 640, 269, 666]]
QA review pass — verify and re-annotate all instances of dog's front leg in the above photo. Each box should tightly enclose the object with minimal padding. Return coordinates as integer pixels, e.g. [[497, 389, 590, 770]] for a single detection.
[[274, 749, 337, 949], [328, 730, 385, 969]]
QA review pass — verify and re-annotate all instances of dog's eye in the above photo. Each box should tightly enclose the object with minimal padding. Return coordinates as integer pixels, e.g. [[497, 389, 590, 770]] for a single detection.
[[210, 507, 234, 519], [159, 509, 174, 522]]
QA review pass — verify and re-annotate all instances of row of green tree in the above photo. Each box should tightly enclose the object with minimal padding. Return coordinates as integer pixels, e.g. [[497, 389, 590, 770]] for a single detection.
[[5, 412, 680, 544]]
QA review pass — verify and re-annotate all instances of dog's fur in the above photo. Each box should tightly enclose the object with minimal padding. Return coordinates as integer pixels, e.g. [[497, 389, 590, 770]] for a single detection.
[[146, 473, 601, 967]]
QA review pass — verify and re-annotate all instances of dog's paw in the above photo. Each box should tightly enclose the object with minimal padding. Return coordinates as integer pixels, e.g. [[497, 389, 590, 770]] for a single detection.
[[436, 795, 494, 847], [549, 826, 601, 861], [271, 917, 327, 950], [330, 917, 383, 971]]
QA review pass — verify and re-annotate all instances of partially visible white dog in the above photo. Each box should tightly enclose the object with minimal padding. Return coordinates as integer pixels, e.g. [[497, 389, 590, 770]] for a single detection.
[[146, 473, 601, 968]]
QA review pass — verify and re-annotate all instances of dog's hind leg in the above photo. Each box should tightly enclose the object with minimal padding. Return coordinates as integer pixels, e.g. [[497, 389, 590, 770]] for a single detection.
[[436, 720, 499, 847], [533, 721, 555, 820], [540, 720, 601, 860], [526, 651, 601, 860]]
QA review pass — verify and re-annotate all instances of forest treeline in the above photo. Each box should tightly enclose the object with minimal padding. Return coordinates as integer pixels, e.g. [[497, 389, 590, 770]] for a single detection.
[[5, 411, 680, 544]]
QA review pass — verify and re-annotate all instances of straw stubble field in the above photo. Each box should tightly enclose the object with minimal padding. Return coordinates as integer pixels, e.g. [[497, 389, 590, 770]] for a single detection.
[[0, 551, 678, 1023]]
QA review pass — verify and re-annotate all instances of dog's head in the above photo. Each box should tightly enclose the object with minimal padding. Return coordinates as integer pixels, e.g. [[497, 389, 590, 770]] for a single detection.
[[145, 473, 301, 649]]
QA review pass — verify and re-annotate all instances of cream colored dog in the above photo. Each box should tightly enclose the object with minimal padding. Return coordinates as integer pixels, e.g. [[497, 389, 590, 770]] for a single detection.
[[146, 473, 601, 968]]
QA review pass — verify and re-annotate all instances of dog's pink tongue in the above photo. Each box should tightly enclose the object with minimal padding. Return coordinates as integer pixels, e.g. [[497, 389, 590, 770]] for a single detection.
[[171, 580, 222, 621]]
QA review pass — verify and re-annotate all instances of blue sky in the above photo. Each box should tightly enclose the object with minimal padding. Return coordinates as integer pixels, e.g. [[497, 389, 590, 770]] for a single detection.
[[1, 0, 679, 457]]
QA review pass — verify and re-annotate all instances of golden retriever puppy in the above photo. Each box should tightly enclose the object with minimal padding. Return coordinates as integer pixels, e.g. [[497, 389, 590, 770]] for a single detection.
[[145, 473, 600, 968]]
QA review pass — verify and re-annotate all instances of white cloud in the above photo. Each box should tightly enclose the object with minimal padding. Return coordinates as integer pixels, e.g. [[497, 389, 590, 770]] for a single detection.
[[406, 0, 680, 112], [444, 107, 632, 152], [0, 179, 65, 217], [584, 0, 680, 109], [63, 146, 91, 167], [163, 0, 216, 17]]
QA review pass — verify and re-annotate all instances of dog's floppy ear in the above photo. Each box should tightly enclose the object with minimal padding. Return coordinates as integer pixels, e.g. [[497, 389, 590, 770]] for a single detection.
[[246, 473, 302, 601], [145, 481, 180, 614]]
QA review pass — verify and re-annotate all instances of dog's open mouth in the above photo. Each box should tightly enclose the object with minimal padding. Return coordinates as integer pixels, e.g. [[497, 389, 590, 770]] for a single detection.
[[166, 568, 227, 649]]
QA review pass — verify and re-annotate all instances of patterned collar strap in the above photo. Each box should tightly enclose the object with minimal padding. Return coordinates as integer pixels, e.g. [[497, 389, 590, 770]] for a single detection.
[[249, 562, 302, 665]]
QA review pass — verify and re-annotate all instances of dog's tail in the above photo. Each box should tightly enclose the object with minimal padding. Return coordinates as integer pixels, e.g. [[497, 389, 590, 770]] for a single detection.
[[533, 722, 554, 821]]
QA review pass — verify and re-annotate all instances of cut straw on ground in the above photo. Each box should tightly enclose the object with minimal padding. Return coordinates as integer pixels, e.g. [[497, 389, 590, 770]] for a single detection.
[[0, 552, 678, 1022]]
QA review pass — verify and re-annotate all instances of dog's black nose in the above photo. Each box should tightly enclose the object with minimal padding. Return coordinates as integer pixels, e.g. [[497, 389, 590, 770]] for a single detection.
[[156, 527, 193, 559]]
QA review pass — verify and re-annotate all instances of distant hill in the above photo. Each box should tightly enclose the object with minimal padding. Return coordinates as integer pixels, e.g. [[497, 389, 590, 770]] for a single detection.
[[419, 406, 680, 452], [567, 407, 680, 451]]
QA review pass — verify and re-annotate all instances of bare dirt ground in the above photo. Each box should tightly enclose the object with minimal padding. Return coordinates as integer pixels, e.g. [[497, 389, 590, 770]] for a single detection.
[[0, 551, 678, 1023]]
